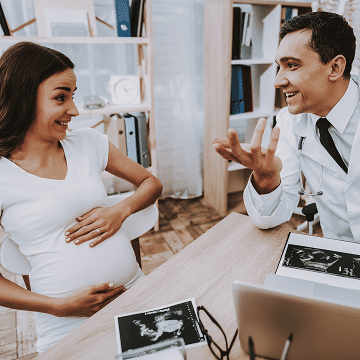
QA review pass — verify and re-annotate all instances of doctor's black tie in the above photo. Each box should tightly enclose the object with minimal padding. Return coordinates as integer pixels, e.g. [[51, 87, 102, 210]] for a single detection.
[[316, 117, 348, 173]]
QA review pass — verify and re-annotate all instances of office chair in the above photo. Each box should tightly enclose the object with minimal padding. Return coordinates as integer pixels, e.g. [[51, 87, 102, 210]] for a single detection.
[[294, 178, 320, 235], [0, 200, 158, 288], [297, 202, 318, 235]]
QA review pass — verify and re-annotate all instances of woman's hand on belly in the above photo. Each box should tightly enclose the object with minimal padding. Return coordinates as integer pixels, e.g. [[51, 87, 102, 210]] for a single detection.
[[65, 205, 129, 247], [56, 282, 126, 317]]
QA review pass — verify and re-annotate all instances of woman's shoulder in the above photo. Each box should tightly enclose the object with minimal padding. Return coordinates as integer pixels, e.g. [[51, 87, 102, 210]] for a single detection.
[[66, 127, 102, 140], [64, 128, 107, 148]]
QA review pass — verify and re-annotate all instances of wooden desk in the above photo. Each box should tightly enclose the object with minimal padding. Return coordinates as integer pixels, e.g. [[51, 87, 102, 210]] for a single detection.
[[37, 213, 292, 360]]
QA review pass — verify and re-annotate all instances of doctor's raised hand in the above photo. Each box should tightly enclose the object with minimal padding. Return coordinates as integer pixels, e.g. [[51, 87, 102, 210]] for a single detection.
[[211, 118, 282, 194]]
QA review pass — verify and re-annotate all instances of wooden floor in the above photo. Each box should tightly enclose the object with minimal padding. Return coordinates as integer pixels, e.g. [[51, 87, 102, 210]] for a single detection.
[[0, 192, 322, 359]]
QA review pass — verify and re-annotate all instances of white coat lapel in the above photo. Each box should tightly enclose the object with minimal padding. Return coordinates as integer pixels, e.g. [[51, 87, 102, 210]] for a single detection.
[[346, 114, 360, 189], [293, 113, 346, 176]]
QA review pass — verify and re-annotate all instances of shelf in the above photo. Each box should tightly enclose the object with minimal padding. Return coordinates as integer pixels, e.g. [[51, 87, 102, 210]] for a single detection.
[[0, 36, 149, 45], [77, 102, 151, 116], [230, 107, 281, 122], [228, 161, 247, 172], [231, 58, 274, 65], [232, 0, 312, 6]]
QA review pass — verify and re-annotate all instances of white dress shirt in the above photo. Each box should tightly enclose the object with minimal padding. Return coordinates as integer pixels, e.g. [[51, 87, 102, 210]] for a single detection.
[[244, 76, 360, 242]]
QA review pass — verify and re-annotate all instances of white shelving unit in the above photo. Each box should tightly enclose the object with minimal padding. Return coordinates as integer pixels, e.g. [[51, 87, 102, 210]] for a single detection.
[[0, 0, 157, 195], [204, 0, 311, 216]]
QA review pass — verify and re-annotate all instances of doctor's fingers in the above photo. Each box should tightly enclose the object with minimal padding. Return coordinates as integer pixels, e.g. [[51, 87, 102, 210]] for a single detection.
[[212, 136, 231, 149], [227, 128, 249, 159], [266, 126, 280, 158], [249, 118, 268, 158], [212, 142, 239, 162]]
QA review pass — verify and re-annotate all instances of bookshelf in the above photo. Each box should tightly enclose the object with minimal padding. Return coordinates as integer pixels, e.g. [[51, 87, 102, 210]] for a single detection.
[[0, 0, 157, 194], [204, 0, 312, 216]]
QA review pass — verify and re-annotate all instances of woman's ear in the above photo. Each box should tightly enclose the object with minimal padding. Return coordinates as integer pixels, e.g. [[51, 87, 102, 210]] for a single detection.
[[329, 55, 347, 81]]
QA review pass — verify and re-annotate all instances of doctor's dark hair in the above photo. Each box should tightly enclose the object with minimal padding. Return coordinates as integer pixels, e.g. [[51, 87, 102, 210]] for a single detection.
[[0, 41, 74, 158], [280, 11, 355, 79]]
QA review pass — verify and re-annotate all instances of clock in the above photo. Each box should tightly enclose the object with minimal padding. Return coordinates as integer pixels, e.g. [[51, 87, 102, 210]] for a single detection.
[[110, 75, 141, 105]]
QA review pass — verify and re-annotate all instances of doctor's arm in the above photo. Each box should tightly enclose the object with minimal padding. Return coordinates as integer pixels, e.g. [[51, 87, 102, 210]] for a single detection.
[[212, 118, 282, 193], [65, 142, 163, 247], [212, 118, 301, 229]]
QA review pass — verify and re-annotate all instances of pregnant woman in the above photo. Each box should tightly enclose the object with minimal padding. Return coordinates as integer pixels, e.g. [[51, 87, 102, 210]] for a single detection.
[[0, 42, 162, 354]]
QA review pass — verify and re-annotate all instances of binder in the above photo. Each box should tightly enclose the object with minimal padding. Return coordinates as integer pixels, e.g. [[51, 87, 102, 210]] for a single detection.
[[124, 113, 138, 162], [230, 65, 252, 114], [242, 65, 253, 112], [130, 0, 145, 37], [285, 7, 293, 22], [133, 112, 150, 168], [104, 114, 127, 155], [0, 3, 10, 36], [230, 65, 245, 115], [243, 11, 253, 47], [115, 0, 131, 37], [232, 7, 241, 60]]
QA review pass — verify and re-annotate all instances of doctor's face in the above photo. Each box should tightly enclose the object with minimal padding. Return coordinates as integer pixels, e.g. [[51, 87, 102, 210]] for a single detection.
[[274, 30, 333, 117]]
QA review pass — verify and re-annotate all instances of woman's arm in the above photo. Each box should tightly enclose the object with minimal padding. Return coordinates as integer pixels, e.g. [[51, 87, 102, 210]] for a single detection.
[[0, 273, 125, 317], [65, 142, 163, 247]]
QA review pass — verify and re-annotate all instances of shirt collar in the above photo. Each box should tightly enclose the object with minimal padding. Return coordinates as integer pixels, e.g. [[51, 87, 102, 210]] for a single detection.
[[310, 78, 359, 134]]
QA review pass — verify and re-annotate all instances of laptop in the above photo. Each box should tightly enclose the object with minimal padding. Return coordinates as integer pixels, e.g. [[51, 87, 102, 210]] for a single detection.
[[232, 275, 360, 360]]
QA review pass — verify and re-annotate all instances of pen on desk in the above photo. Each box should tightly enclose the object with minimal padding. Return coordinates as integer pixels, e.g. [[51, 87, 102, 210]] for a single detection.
[[280, 333, 293, 360], [248, 336, 255, 360]]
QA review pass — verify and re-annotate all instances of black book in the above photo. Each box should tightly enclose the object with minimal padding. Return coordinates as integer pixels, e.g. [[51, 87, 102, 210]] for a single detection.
[[242, 65, 253, 112], [232, 7, 241, 60], [130, 0, 145, 37], [0, 3, 10, 36]]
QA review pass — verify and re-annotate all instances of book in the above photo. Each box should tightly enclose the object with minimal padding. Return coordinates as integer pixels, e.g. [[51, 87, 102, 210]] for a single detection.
[[230, 65, 245, 115], [285, 7, 292, 22], [114, 298, 206, 355], [276, 232, 360, 291], [243, 11, 253, 47], [242, 11, 249, 46], [130, 0, 145, 37], [230, 65, 252, 114], [43, 8, 90, 37], [104, 114, 127, 155], [282, 7, 299, 25], [242, 65, 253, 112], [115, 0, 131, 37], [124, 113, 139, 162], [132, 112, 150, 168], [239, 10, 252, 59], [232, 7, 241, 60], [0, 3, 10, 36]]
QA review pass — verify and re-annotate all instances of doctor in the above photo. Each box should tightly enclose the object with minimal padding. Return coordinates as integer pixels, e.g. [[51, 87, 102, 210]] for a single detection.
[[212, 11, 360, 242]]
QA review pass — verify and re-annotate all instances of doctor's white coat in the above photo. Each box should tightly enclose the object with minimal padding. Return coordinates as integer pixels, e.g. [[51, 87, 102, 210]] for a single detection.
[[244, 76, 360, 242]]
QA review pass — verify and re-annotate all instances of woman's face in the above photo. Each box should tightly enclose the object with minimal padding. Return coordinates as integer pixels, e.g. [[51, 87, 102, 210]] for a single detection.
[[27, 68, 78, 143]]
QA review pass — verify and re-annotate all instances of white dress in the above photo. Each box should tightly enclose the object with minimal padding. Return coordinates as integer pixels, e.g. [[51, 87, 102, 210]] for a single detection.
[[0, 128, 144, 353]]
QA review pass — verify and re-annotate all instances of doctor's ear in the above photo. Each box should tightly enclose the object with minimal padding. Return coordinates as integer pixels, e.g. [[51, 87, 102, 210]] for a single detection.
[[329, 55, 346, 81]]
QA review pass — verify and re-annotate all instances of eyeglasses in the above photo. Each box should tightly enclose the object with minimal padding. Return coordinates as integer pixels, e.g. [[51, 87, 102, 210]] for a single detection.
[[197, 305, 238, 360]]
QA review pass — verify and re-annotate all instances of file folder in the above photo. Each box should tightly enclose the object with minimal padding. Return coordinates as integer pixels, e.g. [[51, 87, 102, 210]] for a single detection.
[[133, 112, 150, 168], [115, 0, 131, 37], [230, 65, 245, 114], [232, 7, 241, 60], [104, 115, 127, 155], [124, 113, 138, 162]]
